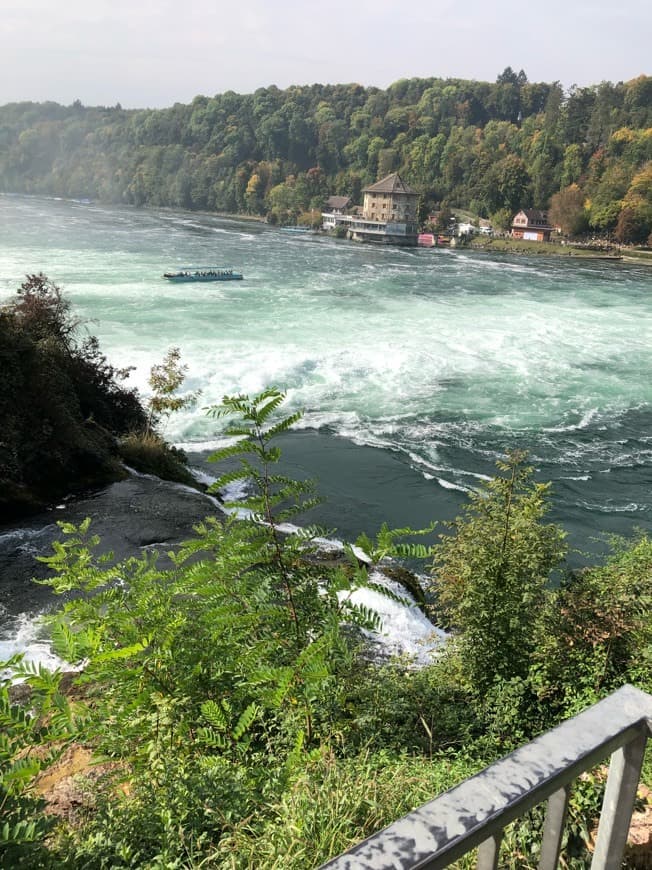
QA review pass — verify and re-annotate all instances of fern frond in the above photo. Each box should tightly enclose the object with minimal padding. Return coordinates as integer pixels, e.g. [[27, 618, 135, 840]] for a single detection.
[[50, 621, 83, 664], [196, 726, 229, 749], [256, 393, 286, 423], [206, 440, 256, 463], [208, 469, 252, 490], [366, 582, 412, 606], [232, 703, 259, 740], [394, 542, 433, 559], [263, 410, 303, 438], [200, 699, 229, 731], [94, 637, 150, 663]]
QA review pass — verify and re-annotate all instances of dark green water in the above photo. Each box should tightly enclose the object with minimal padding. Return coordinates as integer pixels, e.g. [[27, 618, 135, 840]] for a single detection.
[[2, 193, 652, 559]]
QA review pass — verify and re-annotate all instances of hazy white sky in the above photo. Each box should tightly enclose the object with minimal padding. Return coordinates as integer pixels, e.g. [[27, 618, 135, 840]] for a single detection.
[[2, 0, 651, 108]]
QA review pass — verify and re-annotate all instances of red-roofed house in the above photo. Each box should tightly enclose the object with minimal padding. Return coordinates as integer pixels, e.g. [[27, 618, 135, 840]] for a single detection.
[[511, 209, 553, 241]]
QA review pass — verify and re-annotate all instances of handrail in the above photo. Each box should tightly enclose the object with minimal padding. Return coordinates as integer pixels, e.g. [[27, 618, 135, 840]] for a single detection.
[[320, 684, 652, 870]]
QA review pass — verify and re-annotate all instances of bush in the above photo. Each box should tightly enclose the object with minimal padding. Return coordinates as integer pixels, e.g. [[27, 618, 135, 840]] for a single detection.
[[429, 452, 566, 695], [0, 274, 146, 517], [118, 432, 196, 486]]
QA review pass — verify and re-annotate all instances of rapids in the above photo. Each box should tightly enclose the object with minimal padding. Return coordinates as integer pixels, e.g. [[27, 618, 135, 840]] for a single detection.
[[1, 194, 651, 662]]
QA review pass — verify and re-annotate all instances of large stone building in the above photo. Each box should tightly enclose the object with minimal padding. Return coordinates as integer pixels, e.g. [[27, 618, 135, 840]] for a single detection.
[[322, 173, 419, 246]]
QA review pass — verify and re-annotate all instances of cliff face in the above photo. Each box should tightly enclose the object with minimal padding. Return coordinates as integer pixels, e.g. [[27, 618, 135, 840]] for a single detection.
[[0, 275, 146, 521]]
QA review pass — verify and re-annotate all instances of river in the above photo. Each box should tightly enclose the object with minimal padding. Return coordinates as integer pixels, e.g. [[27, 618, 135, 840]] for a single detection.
[[1, 194, 651, 659]]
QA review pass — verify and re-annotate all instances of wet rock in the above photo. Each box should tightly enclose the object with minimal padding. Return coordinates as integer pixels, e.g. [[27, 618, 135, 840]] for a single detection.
[[0, 472, 225, 627]]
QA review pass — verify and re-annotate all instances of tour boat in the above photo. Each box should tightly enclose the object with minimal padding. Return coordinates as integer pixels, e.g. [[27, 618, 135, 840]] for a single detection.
[[163, 267, 244, 282]]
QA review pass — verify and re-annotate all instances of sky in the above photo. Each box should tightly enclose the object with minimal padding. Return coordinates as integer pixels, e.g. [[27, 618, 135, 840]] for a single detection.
[[2, 0, 651, 109]]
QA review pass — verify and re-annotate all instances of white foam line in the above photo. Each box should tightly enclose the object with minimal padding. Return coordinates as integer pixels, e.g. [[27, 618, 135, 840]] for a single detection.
[[437, 477, 470, 493]]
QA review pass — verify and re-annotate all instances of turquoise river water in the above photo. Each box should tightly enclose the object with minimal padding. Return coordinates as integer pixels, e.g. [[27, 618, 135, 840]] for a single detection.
[[1, 193, 652, 560]]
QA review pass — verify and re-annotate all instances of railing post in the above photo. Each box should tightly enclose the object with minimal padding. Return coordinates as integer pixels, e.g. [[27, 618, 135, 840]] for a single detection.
[[477, 832, 503, 870], [538, 784, 571, 870], [320, 688, 652, 870], [591, 729, 648, 870]]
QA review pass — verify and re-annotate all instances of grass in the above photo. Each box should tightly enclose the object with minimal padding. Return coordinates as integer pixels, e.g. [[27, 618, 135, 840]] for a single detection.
[[118, 431, 198, 487], [620, 247, 652, 263], [466, 237, 623, 258], [213, 749, 482, 869]]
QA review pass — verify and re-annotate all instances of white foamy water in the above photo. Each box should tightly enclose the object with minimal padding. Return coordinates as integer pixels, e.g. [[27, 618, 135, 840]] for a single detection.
[[2, 196, 650, 455], [2, 194, 652, 667], [0, 612, 68, 673], [343, 568, 446, 665]]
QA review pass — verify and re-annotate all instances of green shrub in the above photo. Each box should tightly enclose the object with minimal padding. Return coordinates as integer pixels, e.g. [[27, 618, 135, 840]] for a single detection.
[[0, 658, 76, 868], [118, 431, 196, 486], [37, 391, 387, 865], [0, 274, 146, 517]]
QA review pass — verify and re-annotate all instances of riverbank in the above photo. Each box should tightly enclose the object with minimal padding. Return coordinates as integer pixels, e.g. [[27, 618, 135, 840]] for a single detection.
[[0, 472, 221, 633], [0, 432, 453, 668], [0, 430, 452, 627], [465, 236, 626, 259], [621, 248, 652, 264]]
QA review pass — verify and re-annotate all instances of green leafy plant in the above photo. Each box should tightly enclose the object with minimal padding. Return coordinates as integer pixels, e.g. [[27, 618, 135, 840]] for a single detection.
[[429, 451, 567, 695], [32, 390, 388, 865], [354, 520, 437, 564], [531, 532, 652, 718], [205, 388, 385, 741], [20, 399, 651, 868], [0, 656, 76, 867], [145, 346, 200, 435]]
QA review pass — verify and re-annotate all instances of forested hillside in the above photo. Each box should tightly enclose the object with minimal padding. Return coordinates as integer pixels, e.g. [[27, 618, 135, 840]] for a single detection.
[[1, 68, 652, 240]]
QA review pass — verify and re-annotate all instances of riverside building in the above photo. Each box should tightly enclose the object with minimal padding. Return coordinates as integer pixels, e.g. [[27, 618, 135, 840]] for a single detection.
[[322, 172, 419, 246]]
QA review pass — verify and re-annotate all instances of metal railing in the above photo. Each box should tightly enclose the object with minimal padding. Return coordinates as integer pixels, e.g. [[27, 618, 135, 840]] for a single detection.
[[320, 684, 652, 870]]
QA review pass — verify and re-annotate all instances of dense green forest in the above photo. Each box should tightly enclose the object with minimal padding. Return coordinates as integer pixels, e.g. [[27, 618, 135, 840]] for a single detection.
[[2, 69, 652, 240]]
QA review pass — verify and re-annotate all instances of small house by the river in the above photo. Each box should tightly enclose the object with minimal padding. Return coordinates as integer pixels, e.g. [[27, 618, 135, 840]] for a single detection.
[[511, 209, 553, 241], [321, 196, 352, 231]]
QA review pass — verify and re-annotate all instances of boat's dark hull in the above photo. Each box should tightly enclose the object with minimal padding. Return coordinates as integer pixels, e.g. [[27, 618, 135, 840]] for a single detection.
[[163, 273, 243, 282]]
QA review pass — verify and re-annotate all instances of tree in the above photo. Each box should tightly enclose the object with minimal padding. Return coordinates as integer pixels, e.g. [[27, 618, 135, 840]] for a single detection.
[[495, 154, 530, 212], [146, 346, 199, 435], [1, 274, 146, 516], [614, 206, 644, 244], [433, 205, 453, 233], [533, 534, 652, 717], [617, 161, 652, 243], [548, 184, 588, 236], [561, 143, 584, 187], [496, 67, 522, 86], [490, 207, 513, 232], [13, 272, 79, 349], [245, 171, 264, 213], [430, 452, 566, 694]]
